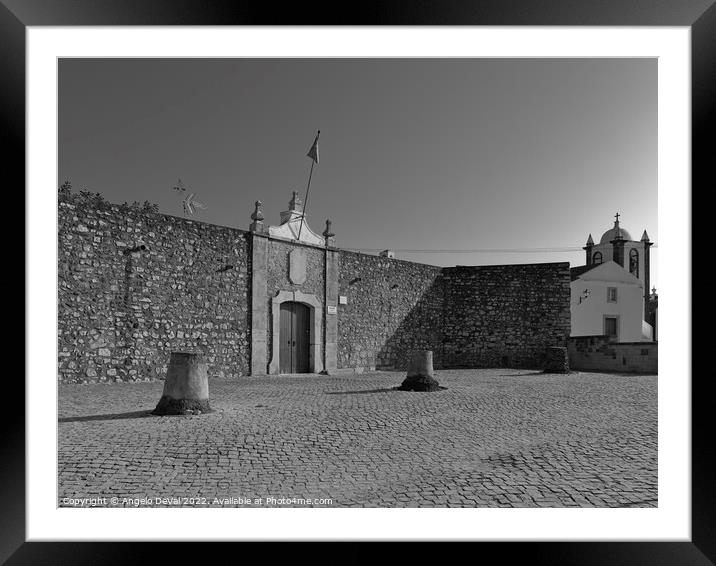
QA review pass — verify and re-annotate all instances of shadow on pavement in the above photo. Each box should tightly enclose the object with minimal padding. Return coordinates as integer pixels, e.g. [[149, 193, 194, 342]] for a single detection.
[[324, 387, 400, 395], [498, 371, 548, 376], [59, 410, 157, 423]]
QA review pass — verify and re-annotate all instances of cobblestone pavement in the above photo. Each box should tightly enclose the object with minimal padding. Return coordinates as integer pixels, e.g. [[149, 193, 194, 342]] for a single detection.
[[58, 370, 657, 508]]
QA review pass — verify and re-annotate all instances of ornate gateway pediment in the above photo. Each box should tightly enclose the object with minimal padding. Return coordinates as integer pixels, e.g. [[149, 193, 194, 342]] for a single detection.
[[267, 191, 325, 246]]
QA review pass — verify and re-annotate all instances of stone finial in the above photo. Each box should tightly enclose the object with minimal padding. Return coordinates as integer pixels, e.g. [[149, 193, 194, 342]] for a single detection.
[[289, 190, 304, 212], [250, 200, 267, 233], [641, 230, 650, 242], [323, 218, 335, 247], [584, 234, 595, 265], [251, 200, 264, 222]]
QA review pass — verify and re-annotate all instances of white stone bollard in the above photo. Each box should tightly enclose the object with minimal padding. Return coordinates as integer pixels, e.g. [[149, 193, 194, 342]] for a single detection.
[[398, 350, 443, 392], [152, 352, 211, 415]]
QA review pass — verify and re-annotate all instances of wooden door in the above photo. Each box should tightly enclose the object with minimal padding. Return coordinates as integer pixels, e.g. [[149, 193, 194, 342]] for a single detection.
[[279, 302, 310, 373], [604, 316, 619, 341]]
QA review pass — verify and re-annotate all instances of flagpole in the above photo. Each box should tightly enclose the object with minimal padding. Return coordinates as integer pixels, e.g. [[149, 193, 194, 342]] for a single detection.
[[297, 159, 314, 241], [298, 130, 320, 241]]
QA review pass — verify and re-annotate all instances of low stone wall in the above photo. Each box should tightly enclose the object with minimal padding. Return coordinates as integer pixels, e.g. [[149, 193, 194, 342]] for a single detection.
[[568, 335, 657, 374]]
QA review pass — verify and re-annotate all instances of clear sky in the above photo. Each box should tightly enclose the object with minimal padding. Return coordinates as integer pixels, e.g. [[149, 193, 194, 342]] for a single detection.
[[58, 58, 657, 289]]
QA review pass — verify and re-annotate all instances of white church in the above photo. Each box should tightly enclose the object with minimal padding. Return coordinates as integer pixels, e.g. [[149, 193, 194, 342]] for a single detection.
[[570, 214, 655, 342]]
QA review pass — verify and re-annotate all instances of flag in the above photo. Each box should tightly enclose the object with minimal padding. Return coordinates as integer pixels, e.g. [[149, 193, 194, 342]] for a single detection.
[[307, 130, 320, 164]]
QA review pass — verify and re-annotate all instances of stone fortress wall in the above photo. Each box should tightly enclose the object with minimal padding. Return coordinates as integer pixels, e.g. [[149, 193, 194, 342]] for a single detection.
[[58, 188, 252, 384], [335, 256, 571, 372], [441, 264, 572, 369], [57, 188, 571, 384], [337, 251, 444, 371]]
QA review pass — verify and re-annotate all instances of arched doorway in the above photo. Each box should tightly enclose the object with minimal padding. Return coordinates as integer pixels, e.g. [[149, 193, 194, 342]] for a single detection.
[[269, 290, 324, 375], [279, 302, 310, 373]]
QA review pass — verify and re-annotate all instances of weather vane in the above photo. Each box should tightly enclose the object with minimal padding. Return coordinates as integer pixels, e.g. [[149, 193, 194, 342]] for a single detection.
[[182, 192, 207, 217], [172, 178, 207, 217]]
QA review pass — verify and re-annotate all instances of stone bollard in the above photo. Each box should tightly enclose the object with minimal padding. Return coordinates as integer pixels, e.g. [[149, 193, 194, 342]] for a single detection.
[[397, 350, 443, 392], [543, 346, 570, 374], [152, 352, 211, 415]]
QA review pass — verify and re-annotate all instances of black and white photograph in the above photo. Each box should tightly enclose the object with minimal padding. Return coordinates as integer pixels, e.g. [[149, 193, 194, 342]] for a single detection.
[[55, 56, 660, 511], [9, 11, 707, 558]]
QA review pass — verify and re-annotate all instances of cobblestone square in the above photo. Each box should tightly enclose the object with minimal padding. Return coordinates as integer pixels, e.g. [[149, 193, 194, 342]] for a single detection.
[[58, 369, 657, 508]]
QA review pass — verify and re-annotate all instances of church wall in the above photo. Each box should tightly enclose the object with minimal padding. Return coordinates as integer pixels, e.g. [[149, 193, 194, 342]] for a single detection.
[[441, 263, 571, 368], [570, 278, 646, 342], [58, 189, 251, 384], [336, 251, 444, 371]]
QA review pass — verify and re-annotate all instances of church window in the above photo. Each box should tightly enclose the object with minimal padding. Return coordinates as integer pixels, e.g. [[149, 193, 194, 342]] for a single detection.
[[629, 249, 639, 277], [607, 287, 618, 302], [593, 252, 603, 264]]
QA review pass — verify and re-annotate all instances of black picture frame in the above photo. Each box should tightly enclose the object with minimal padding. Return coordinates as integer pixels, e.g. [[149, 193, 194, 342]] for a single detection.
[[6, 1, 712, 563]]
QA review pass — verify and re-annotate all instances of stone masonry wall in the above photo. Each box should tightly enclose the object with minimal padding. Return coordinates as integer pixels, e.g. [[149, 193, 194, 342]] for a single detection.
[[336, 257, 571, 372], [58, 188, 251, 384], [441, 263, 571, 369], [59, 186, 573, 381], [568, 336, 657, 374], [337, 252, 444, 371]]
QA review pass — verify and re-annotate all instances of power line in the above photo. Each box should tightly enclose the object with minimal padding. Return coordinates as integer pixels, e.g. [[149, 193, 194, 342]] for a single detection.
[[343, 245, 657, 254]]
